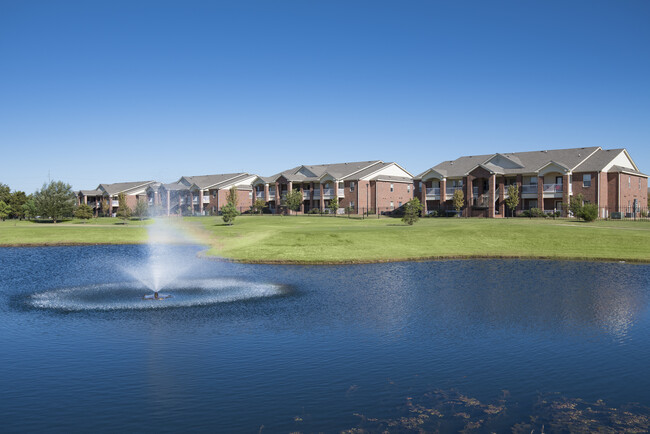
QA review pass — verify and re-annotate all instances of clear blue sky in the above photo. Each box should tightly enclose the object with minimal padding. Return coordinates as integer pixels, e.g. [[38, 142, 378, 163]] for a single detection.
[[1, 0, 649, 193]]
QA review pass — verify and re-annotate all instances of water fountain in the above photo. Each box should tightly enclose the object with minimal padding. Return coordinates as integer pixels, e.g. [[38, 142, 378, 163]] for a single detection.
[[28, 218, 288, 311]]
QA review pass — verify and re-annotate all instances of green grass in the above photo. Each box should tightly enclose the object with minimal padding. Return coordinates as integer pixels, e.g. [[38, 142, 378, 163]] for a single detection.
[[191, 215, 650, 263], [2, 216, 650, 263], [0, 218, 150, 245]]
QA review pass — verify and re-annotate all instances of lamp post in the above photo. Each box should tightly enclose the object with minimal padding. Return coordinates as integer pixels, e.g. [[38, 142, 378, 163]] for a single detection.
[[366, 182, 369, 218]]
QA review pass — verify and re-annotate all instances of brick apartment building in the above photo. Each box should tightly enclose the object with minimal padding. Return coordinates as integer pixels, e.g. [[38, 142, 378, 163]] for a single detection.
[[77, 181, 155, 217], [252, 160, 413, 214], [415, 147, 647, 218]]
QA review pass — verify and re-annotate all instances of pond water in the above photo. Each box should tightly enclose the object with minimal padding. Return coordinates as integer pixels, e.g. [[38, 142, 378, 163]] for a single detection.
[[2, 245, 650, 432]]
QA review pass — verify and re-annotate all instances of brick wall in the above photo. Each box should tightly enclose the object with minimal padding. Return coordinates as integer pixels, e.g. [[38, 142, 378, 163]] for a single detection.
[[571, 172, 598, 203], [375, 181, 412, 210], [619, 173, 647, 212]]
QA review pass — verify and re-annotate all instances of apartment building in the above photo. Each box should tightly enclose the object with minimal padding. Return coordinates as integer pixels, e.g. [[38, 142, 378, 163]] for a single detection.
[[147, 173, 257, 216], [252, 160, 413, 214], [415, 147, 647, 218], [78, 181, 155, 217]]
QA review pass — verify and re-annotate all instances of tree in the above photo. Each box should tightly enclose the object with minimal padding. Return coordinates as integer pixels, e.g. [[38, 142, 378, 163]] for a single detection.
[[581, 203, 598, 222], [115, 192, 132, 223], [328, 195, 339, 215], [452, 189, 464, 216], [220, 203, 239, 225], [74, 204, 94, 221], [33, 181, 75, 223], [22, 198, 37, 220], [226, 186, 239, 208], [402, 198, 423, 225], [252, 198, 266, 215], [133, 199, 149, 220], [9, 191, 28, 219], [567, 194, 585, 219], [504, 184, 520, 217], [100, 198, 110, 217], [0, 201, 11, 221], [0, 183, 10, 204], [284, 189, 303, 215]]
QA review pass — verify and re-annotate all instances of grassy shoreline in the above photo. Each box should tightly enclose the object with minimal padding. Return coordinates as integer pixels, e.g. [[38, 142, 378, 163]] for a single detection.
[[2, 216, 650, 264]]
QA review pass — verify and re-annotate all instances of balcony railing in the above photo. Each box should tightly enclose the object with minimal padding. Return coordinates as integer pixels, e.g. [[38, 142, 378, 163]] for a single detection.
[[303, 191, 311, 199], [323, 188, 335, 198], [203, 196, 210, 203], [446, 187, 462, 195], [192, 197, 199, 204], [111, 200, 119, 207], [337, 188, 345, 196], [521, 184, 537, 194], [426, 187, 440, 196], [543, 184, 563, 193], [269, 191, 276, 199], [255, 191, 264, 198], [313, 191, 321, 199], [473, 194, 490, 207], [472, 187, 479, 196]]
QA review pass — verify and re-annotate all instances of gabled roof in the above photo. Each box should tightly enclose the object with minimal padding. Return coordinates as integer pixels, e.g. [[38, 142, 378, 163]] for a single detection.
[[417, 147, 601, 179], [609, 165, 648, 177], [572, 148, 628, 172], [78, 189, 102, 196], [159, 183, 189, 192], [265, 160, 383, 183], [98, 181, 156, 195], [178, 173, 249, 190]]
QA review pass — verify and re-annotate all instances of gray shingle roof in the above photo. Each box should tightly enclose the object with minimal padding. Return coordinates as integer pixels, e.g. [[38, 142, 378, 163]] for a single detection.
[[78, 189, 102, 196], [160, 183, 189, 192], [417, 147, 602, 179], [572, 149, 627, 172], [180, 173, 249, 189], [99, 181, 156, 195], [270, 160, 382, 182]]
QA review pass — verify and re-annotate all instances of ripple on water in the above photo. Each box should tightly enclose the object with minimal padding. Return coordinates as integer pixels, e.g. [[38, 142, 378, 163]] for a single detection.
[[28, 278, 288, 311]]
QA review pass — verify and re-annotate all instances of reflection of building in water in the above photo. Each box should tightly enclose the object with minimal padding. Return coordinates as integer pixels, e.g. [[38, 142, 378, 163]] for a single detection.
[[420, 260, 646, 339]]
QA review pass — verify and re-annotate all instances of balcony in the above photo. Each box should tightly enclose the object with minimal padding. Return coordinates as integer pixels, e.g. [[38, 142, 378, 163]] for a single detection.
[[446, 187, 462, 196], [203, 196, 210, 203], [473, 194, 490, 208], [338, 188, 345, 197], [313, 191, 321, 199], [255, 191, 264, 199], [426, 187, 440, 198], [472, 187, 479, 196], [303, 191, 311, 199], [323, 188, 335, 198], [543, 184, 563, 193], [521, 184, 537, 195], [111, 200, 119, 207], [192, 197, 199, 204]]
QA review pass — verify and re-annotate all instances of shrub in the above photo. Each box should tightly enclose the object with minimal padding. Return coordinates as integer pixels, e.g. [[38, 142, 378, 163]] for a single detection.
[[308, 208, 321, 214], [529, 208, 547, 218], [581, 203, 598, 222]]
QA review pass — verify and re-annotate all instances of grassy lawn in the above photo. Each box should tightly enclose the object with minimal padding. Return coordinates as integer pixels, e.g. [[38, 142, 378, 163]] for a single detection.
[[2, 215, 650, 263], [191, 215, 650, 263], [0, 218, 150, 245]]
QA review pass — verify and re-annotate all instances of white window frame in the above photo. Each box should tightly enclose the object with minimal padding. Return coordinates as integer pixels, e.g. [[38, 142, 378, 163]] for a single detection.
[[350, 181, 355, 192], [583, 174, 591, 187], [390, 183, 394, 192], [407, 184, 411, 193]]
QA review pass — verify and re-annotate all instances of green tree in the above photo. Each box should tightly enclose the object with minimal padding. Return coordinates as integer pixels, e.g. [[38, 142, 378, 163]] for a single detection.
[[328, 195, 339, 215], [33, 180, 75, 223], [227, 186, 239, 208], [100, 198, 110, 217], [567, 194, 584, 219], [504, 184, 520, 217], [0, 201, 11, 221], [452, 189, 464, 216], [22, 198, 37, 220], [402, 198, 423, 225], [8, 191, 28, 219], [133, 199, 149, 220], [74, 204, 94, 221], [581, 203, 598, 222], [284, 189, 303, 215], [0, 183, 10, 204], [252, 198, 266, 215], [220, 203, 239, 225], [115, 192, 132, 223]]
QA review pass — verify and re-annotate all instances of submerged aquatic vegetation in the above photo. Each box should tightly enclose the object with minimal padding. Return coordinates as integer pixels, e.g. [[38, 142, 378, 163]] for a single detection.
[[342, 389, 650, 433]]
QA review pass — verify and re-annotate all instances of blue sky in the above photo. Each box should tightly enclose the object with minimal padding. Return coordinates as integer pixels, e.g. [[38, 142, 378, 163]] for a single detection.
[[1, 0, 649, 193]]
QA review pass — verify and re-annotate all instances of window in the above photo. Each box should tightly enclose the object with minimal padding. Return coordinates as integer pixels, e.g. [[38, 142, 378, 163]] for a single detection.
[[350, 201, 355, 209], [583, 174, 591, 187], [629, 176, 631, 188], [399, 201, 402, 207], [212, 191, 217, 198], [639, 178, 642, 190], [390, 183, 394, 192], [390, 201, 394, 209], [350, 181, 355, 192], [407, 184, 411, 193], [419, 181, 423, 190], [248, 192, 252, 198]]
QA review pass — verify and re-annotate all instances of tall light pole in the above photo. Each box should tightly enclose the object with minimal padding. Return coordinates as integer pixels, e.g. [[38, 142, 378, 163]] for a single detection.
[[366, 182, 369, 217]]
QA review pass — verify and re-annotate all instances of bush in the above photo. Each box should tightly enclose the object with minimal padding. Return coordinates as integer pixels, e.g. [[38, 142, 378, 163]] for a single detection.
[[581, 203, 598, 222], [308, 208, 321, 214], [428, 210, 439, 217], [529, 208, 547, 218]]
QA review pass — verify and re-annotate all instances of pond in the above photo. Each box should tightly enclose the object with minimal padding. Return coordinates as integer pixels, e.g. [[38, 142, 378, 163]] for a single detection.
[[1, 245, 650, 432]]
